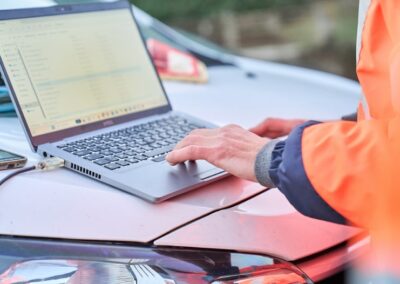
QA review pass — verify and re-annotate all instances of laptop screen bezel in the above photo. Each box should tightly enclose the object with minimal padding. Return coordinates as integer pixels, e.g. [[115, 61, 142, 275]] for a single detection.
[[0, 0, 172, 151]]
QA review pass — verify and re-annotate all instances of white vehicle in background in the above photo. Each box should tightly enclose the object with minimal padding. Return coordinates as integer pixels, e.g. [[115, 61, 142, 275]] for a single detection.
[[0, 1, 366, 283]]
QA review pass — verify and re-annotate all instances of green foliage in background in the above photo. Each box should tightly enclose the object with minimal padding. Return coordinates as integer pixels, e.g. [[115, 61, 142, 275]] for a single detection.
[[56, 0, 103, 3], [55, 0, 311, 21], [131, 0, 310, 21]]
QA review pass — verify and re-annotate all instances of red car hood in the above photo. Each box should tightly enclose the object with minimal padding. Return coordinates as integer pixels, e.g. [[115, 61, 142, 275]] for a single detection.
[[0, 119, 266, 243], [0, 65, 362, 261]]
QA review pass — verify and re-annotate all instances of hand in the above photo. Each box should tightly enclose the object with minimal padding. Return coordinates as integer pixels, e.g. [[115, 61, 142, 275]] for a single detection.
[[166, 124, 270, 182], [250, 118, 307, 138]]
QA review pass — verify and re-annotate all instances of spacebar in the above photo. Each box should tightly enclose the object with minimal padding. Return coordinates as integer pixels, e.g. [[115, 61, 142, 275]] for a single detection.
[[144, 144, 175, 158]]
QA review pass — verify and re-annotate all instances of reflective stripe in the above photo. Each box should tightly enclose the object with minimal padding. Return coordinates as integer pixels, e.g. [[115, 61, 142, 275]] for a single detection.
[[357, 0, 372, 120], [360, 91, 372, 120], [356, 0, 371, 63]]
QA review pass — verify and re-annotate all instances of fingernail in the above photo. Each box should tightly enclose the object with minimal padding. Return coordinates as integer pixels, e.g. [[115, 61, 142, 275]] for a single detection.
[[165, 154, 173, 165]]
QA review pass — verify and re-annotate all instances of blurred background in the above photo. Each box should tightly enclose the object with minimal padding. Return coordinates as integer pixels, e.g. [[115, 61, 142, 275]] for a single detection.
[[53, 0, 360, 81], [130, 0, 359, 81]]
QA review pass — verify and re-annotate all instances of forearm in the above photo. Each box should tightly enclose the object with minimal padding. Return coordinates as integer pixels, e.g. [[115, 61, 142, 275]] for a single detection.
[[254, 121, 346, 224], [254, 111, 360, 224]]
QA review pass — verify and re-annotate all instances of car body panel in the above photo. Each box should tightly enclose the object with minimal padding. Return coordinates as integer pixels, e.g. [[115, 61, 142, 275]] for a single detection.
[[0, 119, 265, 243], [298, 236, 370, 282], [0, 66, 361, 257], [155, 188, 362, 261], [165, 65, 360, 128]]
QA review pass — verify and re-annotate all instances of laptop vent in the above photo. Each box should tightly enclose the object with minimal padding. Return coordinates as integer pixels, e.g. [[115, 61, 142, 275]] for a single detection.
[[70, 163, 102, 180]]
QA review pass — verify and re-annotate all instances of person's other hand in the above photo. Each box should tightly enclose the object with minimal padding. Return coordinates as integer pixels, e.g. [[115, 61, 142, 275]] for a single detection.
[[249, 118, 307, 138], [165, 124, 269, 182]]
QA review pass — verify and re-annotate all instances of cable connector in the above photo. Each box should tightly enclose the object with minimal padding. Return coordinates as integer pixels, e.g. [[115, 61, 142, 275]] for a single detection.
[[36, 157, 65, 171], [0, 157, 65, 187]]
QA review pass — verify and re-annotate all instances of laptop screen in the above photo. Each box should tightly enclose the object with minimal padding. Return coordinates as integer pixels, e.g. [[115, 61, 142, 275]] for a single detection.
[[0, 6, 168, 139]]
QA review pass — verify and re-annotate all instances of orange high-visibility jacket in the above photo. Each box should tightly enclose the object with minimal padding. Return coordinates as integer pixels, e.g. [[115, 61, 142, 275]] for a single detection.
[[254, 0, 400, 276], [303, 0, 400, 230], [257, 0, 400, 242]]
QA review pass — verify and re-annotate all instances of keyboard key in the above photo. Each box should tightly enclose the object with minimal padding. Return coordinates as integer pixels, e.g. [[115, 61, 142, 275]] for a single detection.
[[116, 160, 130, 166], [124, 150, 136, 156], [104, 163, 120, 170], [63, 147, 76, 153], [115, 153, 127, 159], [159, 133, 170, 139], [144, 144, 175, 158], [149, 143, 161, 149], [135, 140, 147, 146], [142, 145, 154, 151], [94, 158, 111, 166], [105, 156, 119, 162], [100, 150, 113, 156], [151, 135, 163, 141], [84, 154, 104, 161], [67, 116, 204, 168], [133, 155, 148, 161], [165, 138, 177, 144], [152, 155, 166, 162], [73, 150, 91, 156], [144, 137, 154, 143]]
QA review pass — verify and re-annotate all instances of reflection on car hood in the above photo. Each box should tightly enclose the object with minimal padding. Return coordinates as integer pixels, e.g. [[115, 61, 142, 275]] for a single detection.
[[155, 188, 362, 261], [0, 62, 362, 265], [0, 118, 267, 243]]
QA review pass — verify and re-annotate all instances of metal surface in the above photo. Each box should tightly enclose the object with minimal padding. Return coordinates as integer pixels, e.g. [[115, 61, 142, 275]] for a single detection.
[[155, 188, 362, 261], [0, 127, 264, 242], [164, 63, 360, 127], [0, 65, 361, 261], [298, 236, 370, 282]]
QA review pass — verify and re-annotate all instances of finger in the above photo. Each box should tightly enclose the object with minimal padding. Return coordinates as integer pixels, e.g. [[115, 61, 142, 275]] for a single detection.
[[250, 118, 289, 135], [251, 131, 282, 139], [249, 122, 265, 134], [259, 130, 286, 139], [249, 118, 276, 135], [166, 145, 210, 165]]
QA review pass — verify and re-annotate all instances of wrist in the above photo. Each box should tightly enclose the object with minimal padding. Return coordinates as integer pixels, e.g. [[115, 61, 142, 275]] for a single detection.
[[254, 138, 282, 187]]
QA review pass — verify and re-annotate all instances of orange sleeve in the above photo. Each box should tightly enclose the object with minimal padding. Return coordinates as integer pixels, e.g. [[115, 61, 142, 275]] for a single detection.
[[302, 117, 400, 229]]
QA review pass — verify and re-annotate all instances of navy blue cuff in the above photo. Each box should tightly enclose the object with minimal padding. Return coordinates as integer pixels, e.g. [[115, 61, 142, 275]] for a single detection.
[[268, 121, 346, 224]]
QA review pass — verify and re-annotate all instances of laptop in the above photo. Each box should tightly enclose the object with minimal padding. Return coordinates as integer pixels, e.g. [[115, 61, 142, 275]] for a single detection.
[[0, 0, 228, 203]]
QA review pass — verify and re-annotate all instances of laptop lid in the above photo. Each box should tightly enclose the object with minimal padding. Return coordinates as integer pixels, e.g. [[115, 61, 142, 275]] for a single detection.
[[0, 0, 172, 151]]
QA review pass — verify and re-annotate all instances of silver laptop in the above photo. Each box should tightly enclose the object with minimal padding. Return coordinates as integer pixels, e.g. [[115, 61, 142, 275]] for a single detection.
[[0, 0, 228, 203]]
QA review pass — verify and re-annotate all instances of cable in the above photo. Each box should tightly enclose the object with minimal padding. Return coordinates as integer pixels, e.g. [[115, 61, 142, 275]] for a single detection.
[[0, 166, 36, 186], [0, 157, 65, 187]]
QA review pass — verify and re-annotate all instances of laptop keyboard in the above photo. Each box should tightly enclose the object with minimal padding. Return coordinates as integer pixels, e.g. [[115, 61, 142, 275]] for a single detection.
[[57, 116, 205, 170]]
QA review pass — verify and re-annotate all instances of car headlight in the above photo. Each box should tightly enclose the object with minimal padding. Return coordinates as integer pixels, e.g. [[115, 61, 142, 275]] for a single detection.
[[0, 237, 312, 283]]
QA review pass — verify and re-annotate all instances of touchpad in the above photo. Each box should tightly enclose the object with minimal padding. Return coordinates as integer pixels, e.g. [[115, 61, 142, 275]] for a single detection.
[[189, 160, 224, 180], [198, 168, 225, 180]]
